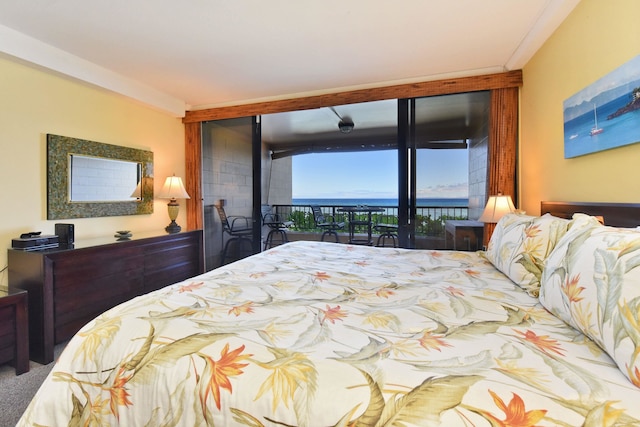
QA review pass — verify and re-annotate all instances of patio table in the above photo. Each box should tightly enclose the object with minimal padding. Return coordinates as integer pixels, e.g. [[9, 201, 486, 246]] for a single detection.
[[337, 205, 385, 245]]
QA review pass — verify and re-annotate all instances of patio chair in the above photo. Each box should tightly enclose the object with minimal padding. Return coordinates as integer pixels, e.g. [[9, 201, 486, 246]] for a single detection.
[[311, 205, 345, 243], [215, 203, 254, 264], [374, 222, 399, 247], [261, 205, 293, 249]]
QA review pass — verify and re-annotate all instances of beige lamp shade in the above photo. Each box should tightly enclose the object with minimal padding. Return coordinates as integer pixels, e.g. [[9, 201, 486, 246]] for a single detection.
[[158, 175, 190, 200], [130, 180, 142, 199], [478, 193, 515, 224]]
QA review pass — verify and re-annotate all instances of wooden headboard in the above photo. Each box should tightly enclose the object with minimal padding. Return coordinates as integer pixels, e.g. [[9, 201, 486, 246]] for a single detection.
[[541, 201, 640, 228]]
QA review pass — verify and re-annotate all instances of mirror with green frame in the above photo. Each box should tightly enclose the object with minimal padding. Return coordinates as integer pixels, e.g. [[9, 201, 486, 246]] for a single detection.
[[47, 134, 154, 219]]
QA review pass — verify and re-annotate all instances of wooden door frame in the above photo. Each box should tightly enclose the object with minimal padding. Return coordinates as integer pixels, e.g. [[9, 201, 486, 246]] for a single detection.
[[183, 70, 522, 231]]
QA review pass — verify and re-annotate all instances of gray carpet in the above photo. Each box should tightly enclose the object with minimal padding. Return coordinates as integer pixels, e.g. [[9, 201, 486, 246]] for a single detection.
[[0, 343, 66, 426]]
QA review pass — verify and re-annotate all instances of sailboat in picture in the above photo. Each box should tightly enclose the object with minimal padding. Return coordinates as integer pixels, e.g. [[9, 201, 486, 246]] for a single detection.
[[590, 103, 603, 136]]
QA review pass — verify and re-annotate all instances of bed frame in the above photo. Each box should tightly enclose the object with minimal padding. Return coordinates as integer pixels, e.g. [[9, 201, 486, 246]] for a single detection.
[[541, 201, 640, 228]]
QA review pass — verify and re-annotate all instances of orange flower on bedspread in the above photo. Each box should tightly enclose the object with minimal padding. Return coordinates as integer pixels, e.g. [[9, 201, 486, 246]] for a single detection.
[[446, 285, 465, 297], [228, 301, 254, 316], [483, 389, 547, 427], [418, 331, 452, 352], [561, 274, 584, 303], [354, 260, 369, 267], [321, 304, 347, 324], [199, 343, 252, 411], [514, 329, 565, 356], [177, 281, 204, 293], [314, 271, 331, 282], [109, 366, 133, 419], [464, 269, 481, 277]]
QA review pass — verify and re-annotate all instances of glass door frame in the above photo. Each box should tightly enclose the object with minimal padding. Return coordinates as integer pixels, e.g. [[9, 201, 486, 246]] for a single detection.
[[397, 99, 413, 248], [251, 115, 262, 254]]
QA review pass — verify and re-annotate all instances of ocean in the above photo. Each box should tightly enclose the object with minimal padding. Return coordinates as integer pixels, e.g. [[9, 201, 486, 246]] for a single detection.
[[292, 197, 468, 207]]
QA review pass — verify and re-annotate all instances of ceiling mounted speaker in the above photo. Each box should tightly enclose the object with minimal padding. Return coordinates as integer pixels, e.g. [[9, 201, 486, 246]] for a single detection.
[[338, 120, 354, 133]]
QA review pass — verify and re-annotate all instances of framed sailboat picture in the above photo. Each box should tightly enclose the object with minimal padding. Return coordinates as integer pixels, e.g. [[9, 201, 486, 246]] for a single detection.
[[563, 55, 640, 158]]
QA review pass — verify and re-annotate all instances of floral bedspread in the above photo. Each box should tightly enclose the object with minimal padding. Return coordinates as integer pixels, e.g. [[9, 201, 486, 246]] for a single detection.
[[19, 241, 640, 426]]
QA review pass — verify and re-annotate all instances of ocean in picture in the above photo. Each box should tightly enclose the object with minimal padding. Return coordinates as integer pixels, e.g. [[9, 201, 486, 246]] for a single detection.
[[563, 92, 640, 158], [563, 55, 640, 158]]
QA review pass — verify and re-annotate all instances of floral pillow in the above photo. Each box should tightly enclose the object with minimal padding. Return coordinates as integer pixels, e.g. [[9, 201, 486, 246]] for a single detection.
[[484, 213, 570, 297], [539, 216, 640, 387]]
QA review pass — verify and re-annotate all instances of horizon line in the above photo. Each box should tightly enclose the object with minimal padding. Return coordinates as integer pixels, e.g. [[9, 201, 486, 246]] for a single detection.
[[292, 196, 469, 199]]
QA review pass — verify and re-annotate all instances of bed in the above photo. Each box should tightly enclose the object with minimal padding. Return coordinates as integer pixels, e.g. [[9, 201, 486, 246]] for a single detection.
[[18, 202, 640, 426]]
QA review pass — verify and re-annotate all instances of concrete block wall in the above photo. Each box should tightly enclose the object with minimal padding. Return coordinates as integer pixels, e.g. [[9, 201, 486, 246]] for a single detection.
[[201, 120, 292, 269], [264, 156, 292, 206], [468, 135, 488, 220], [202, 121, 253, 216]]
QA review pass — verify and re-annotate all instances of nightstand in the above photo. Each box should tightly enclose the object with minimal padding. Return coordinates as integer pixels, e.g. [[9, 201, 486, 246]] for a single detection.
[[445, 220, 484, 251], [0, 286, 29, 374]]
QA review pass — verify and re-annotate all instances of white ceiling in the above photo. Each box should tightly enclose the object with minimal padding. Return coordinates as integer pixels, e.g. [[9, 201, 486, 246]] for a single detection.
[[0, 1, 580, 118]]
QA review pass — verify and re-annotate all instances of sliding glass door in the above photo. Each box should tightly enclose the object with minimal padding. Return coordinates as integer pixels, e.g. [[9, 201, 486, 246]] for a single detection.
[[398, 92, 490, 249], [201, 117, 261, 269]]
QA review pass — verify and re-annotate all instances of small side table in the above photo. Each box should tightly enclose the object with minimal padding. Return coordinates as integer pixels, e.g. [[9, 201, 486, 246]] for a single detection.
[[445, 220, 484, 251], [0, 287, 29, 374]]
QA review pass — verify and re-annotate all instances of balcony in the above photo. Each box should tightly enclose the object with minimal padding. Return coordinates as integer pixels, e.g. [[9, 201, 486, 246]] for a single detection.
[[268, 203, 470, 249]]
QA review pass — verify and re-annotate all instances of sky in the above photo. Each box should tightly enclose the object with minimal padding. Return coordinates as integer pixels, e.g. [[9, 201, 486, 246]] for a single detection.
[[292, 148, 469, 199], [563, 54, 640, 113]]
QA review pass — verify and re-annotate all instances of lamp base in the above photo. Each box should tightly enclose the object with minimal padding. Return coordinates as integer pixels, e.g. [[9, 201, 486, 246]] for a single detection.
[[165, 199, 182, 234], [165, 220, 182, 234]]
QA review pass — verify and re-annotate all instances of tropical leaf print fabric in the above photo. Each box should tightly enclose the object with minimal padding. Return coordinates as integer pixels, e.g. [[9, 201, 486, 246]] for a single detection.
[[18, 241, 640, 426], [540, 220, 640, 387], [484, 213, 570, 297]]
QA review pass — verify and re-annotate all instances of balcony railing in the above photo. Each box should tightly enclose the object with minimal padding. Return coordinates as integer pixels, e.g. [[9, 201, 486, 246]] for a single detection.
[[272, 204, 469, 238]]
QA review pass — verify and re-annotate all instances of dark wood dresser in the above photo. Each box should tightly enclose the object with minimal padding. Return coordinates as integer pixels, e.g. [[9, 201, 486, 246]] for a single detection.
[[8, 230, 203, 364], [0, 287, 29, 374]]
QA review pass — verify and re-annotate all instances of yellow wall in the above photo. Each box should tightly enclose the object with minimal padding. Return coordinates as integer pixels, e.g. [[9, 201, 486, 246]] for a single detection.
[[520, 0, 640, 215], [0, 55, 185, 287]]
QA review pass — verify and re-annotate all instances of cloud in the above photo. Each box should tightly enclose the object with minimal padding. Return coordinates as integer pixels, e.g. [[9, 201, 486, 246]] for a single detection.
[[294, 182, 468, 199], [416, 182, 468, 198]]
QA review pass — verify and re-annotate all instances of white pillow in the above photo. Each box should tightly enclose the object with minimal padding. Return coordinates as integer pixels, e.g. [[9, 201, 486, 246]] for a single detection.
[[484, 213, 570, 297], [540, 215, 640, 387]]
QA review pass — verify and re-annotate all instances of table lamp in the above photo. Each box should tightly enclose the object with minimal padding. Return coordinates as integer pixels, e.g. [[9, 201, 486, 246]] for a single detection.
[[158, 175, 190, 233], [478, 193, 515, 246], [130, 180, 142, 199]]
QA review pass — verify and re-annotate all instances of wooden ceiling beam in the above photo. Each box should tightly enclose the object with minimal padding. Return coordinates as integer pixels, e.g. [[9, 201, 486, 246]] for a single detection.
[[183, 70, 522, 123]]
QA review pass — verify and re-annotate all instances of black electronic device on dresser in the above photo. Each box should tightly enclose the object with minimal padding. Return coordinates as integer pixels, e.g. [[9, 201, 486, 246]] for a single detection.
[[11, 233, 59, 251], [55, 223, 75, 248], [8, 230, 204, 364]]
